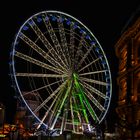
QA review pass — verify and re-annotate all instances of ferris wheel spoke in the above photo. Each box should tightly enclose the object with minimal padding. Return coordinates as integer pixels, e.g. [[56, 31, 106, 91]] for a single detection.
[[60, 104, 68, 133], [48, 85, 68, 128], [16, 72, 67, 78], [75, 81, 99, 122], [34, 80, 68, 113], [77, 44, 94, 70], [80, 81, 106, 99], [43, 15, 69, 68], [19, 32, 67, 72], [72, 95, 86, 129], [70, 97, 76, 133], [57, 16, 70, 66], [79, 70, 108, 76], [69, 24, 75, 67], [84, 88, 105, 111], [73, 74, 91, 124], [15, 51, 64, 74], [78, 58, 100, 72], [36, 86, 63, 130], [28, 19, 67, 69], [22, 80, 62, 96], [80, 77, 109, 86], [74, 33, 85, 66], [50, 80, 73, 130], [83, 100, 99, 122], [75, 94, 89, 124], [74, 77, 98, 122]]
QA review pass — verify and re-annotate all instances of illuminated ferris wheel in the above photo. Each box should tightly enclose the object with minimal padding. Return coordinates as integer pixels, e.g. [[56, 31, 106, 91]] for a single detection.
[[10, 10, 112, 134]]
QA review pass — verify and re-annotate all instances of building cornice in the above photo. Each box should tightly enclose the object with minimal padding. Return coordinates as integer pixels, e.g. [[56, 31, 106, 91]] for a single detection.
[[115, 17, 140, 56]]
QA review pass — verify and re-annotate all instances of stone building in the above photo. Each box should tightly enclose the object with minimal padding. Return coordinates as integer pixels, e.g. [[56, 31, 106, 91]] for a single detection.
[[0, 103, 5, 130], [115, 8, 140, 139], [14, 92, 40, 130]]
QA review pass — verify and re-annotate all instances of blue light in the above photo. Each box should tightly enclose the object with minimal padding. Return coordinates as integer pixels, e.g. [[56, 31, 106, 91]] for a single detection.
[[101, 60, 106, 65], [23, 25, 29, 30], [51, 16, 56, 21], [80, 29, 84, 34], [28, 20, 34, 26], [106, 92, 110, 97], [103, 64, 108, 69], [106, 77, 110, 83], [58, 17, 64, 23], [98, 54, 103, 58], [91, 41, 96, 45], [66, 19, 71, 25], [45, 16, 49, 21], [73, 23, 78, 29], [86, 35, 90, 39], [19, 32, 23, 37], [104, 99, 109, 107], [15, 41, 19, 45], [9, 51, 13, 56], [9, 61, 13, 66], [95, 47, 100, 52], [37, 17, 42, 23], [106, 85, 110, 91]]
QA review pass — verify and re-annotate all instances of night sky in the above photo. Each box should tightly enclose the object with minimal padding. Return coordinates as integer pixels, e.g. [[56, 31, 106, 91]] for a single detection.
[[0, 0, 140, 125]]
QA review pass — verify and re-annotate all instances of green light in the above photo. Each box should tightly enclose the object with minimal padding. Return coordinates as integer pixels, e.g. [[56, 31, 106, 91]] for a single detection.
[[0, 134, 6, 138], [73, 73, 89, 123], [72, 72, 97, 122], [73, 120, 80, 125]]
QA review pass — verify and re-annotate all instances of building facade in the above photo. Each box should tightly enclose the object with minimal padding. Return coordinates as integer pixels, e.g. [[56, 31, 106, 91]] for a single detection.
[[14, 92, 40, 130], [0, 103, 5, 130], [115, 17, 140, 139]]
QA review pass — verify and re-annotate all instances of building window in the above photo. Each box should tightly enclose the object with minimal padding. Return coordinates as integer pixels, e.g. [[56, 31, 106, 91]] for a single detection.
[[119, 47, 127, 73], [138, 79, 140, 94], [119, 79, 127, 105], [138, 46, 140, 61], [137, 78, 140, 103]]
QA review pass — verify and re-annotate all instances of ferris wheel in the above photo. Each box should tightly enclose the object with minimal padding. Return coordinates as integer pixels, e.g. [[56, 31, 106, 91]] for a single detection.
[[10, 10, 112, 134]]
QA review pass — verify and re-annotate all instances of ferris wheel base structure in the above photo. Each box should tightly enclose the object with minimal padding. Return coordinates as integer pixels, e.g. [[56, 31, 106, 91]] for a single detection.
[[10, 10, 112, 135]]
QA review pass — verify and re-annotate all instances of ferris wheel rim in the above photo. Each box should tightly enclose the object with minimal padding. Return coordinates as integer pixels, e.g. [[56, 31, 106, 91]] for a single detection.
[[11, 10, 112, 133]]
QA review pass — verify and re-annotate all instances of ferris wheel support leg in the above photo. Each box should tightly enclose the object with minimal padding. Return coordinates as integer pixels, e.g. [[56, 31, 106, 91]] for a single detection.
[[50, 80, 73, 130]]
